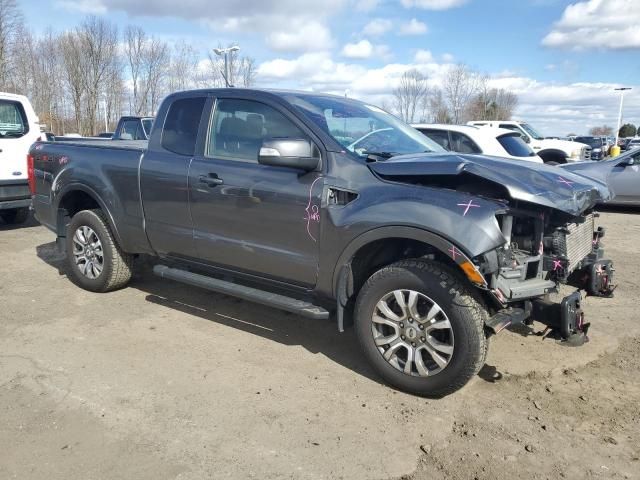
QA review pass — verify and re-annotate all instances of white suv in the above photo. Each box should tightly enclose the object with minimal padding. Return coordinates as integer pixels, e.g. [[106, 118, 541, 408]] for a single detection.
[[467, 120, 591, 164], [413, 124, 543, 163], [0, 92, 42, 224]]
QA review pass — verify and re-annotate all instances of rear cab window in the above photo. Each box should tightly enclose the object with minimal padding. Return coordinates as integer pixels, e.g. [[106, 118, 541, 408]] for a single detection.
[[497, 133, 536, 157], [0, 100, 29, 139], [161, 97, 207, 156]]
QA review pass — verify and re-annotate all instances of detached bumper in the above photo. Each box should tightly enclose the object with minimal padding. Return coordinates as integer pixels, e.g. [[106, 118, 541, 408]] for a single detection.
[[487, 290, 590, 344]]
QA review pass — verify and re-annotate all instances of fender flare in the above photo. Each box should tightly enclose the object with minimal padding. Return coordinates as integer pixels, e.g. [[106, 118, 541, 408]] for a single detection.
[[332, 225, 487, 299], [54, 183, 124, 247], [537, 149, 568, 163]]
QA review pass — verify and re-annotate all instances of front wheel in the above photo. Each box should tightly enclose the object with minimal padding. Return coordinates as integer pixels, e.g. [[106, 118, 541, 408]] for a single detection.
[[354, 259, 489, 397], [0, 207, 29, 225], [65, 209, 133, 292]]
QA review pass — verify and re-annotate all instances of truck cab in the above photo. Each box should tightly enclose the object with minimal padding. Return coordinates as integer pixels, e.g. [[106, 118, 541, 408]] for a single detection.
[[0, 92, 42, 224], [467, 120, 591, 164]]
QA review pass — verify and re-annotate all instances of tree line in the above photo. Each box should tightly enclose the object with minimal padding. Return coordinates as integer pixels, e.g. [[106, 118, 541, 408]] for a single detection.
[[0, 0, 255, 135], [388, 65, 519, 124]]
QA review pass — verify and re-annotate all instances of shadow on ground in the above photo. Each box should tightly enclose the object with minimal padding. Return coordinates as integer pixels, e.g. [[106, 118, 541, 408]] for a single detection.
[[35, 241, 384, 386], [0, 211, 39, 231]]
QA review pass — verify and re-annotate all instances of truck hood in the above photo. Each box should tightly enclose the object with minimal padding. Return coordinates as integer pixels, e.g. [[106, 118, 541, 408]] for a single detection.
[[543, 138, 588, 153], [368, 152, 611, 216]]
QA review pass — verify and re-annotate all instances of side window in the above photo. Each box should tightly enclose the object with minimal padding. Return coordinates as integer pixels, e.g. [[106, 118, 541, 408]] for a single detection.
[[0, 100, 28, 138], [207, 99, 306, 162], [419, 129, 450, 150], [449, 131, 481, 154], [161, 97, 206, 156]]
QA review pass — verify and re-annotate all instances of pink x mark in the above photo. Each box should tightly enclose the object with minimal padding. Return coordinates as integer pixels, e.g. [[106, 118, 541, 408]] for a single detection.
[[448, 246, 460, 260], [557, 176, 574, 187], [552, 259, 563, 271], [457, 200, 480, 216]]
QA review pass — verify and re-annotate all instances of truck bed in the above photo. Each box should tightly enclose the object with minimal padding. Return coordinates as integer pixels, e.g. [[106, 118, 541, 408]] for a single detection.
[[31, 140, 150, 254]]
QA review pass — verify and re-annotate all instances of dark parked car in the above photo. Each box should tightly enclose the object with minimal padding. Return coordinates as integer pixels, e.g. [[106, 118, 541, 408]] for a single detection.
[[29, 89, 615, 396], [574, 136, 606, 160]]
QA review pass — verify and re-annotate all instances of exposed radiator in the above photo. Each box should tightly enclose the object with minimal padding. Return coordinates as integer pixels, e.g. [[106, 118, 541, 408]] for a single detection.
[[552, 213, 594, 271]]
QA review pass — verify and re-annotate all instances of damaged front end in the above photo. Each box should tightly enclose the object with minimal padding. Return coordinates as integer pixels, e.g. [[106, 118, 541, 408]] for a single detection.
[[482, 208, 614, 344], [368, 152, 616, 344]]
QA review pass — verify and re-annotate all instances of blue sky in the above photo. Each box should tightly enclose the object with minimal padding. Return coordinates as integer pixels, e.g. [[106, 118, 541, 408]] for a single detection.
[[19, 0, 640, 135]]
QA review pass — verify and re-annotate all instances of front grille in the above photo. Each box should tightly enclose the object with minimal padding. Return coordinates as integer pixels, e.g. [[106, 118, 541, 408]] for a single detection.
[[581, 146, 591, 161], [552, 213, 594, 271]]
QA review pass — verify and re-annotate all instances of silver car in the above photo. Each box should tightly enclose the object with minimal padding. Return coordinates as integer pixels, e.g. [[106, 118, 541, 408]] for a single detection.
[[561, 148, 640, 206]]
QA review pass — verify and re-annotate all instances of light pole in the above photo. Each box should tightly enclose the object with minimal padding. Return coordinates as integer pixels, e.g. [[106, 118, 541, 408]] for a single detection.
[[213, 46, 240, 87], [614, 87, 632, 145]]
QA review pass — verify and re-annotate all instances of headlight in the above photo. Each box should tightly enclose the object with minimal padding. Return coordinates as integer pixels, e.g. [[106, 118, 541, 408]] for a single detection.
[[570, 149, 581, 159]]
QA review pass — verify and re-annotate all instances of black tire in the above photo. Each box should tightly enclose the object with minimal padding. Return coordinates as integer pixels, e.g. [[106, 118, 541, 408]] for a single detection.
[[0, 207, 29, 225], [65, 209, 133, 292], [354, 259, 489, 397]]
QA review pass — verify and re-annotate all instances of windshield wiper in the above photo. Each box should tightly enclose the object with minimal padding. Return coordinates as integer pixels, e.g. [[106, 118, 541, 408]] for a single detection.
[[363, 151, 396, 162]]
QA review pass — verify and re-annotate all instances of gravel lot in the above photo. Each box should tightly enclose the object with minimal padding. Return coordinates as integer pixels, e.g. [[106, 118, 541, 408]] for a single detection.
[[1, 210, 639, 480]]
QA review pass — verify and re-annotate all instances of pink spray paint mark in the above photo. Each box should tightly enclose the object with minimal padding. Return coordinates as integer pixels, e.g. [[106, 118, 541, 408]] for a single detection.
[[557, 176, 574, 187], [538, 241, 544, 255], [304, 177, 322, 242], [552, 259, 563, 271], [448, 245, 460, 260], [457, 200, 480, 216]]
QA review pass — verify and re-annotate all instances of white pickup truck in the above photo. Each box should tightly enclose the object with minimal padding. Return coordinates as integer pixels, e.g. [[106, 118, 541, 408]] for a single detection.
[[0, 92, 42, 224], [467, 120, 591, 164]]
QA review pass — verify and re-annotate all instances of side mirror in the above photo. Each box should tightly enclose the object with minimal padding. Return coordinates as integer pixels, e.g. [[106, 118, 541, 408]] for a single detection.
[[258, 139, 320, 171], [618, 156, 636, 167], [521, 135, 530, 144]]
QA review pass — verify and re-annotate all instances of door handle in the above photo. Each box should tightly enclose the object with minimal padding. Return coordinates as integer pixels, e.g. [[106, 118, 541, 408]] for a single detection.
[[198, 174, 224, 187]]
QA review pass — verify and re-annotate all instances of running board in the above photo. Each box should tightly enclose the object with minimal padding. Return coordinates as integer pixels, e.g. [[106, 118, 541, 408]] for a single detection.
[[153, 265, 330, 320]]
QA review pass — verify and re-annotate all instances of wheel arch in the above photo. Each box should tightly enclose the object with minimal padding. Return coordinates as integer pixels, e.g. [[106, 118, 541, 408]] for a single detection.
[[537, 148, 568, 164], [55, 184, 123, 247], [332, 226, 488, 330]]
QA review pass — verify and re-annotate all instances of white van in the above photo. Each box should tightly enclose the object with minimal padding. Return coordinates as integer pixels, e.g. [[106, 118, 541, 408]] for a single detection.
[[0, 92, 42, 224]]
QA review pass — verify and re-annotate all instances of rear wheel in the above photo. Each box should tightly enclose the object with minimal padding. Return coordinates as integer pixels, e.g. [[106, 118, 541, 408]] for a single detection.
[[354, 259, 489, 397], [0, 207, 29, 225], [65, 209, 133, 292]]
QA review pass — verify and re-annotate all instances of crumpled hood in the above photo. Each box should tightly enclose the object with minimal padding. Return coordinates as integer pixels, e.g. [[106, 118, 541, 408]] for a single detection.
[[368, 152, 612, 216]]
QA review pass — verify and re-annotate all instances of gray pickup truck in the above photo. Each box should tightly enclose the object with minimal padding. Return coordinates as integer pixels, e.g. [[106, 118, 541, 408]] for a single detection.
[[30, 88, 616, 396]]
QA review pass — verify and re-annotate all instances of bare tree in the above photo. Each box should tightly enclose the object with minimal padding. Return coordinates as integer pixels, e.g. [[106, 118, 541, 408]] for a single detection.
[[124, 25, 146, 115], [60, 31, 85, 133], [428, 87, 452, 124], [589, 125, 613, 136], [142, 37, 169, 114], [0, 0, 23, 90], [392, 69, 429, 123], [443, 64, 481, 124], [167, 41, 198, 93], [77, 17, 119, 135], [238, 56, 256, 87], [468, 84, 518, 120]]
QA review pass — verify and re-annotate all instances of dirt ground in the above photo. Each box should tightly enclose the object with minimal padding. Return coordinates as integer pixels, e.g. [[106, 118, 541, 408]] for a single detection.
[[0, 209, 639, 480]]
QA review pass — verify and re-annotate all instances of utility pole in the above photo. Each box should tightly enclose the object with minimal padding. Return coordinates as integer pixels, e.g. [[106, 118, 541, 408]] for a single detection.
[[614, 87, 632, 145], [213, 46, 240, 87]]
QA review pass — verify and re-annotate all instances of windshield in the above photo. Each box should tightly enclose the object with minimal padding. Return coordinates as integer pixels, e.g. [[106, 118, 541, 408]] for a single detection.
[[142, 118, 154, 136], [575, 137, 602, 148], [0, 100, 28, 139], [286, 94, 444, 158], [520, 123, 544, 140]]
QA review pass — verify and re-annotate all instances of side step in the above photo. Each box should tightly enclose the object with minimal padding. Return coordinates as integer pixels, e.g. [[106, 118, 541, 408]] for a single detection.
[[153, 265, 330, 320]]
